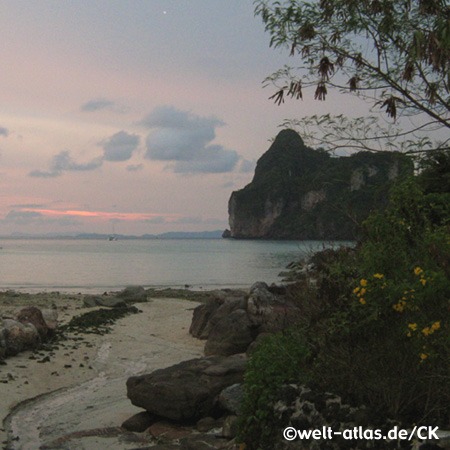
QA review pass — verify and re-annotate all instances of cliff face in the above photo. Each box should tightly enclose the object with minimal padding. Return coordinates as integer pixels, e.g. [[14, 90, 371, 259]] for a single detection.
[[228, 129, 413, 240]]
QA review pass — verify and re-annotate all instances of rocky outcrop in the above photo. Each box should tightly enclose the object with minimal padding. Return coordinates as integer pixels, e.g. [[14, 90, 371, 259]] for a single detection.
[[126, 354, 247, 422], [0, 306, 56, 357], [83, 286, 148, 308], [228, 129, 413, 240], [191, 283, 302, 356]]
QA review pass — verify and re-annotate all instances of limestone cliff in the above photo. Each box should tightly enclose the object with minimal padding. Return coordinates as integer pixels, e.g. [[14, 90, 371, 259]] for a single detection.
[[227, 129, 413, 240]]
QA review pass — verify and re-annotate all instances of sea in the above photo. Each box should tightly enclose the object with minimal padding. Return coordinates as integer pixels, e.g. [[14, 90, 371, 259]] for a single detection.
[[0, 238, 352, 293]]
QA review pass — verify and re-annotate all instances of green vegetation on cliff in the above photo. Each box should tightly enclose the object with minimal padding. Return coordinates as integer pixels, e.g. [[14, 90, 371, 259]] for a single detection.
[[229, 129, 413, 240]]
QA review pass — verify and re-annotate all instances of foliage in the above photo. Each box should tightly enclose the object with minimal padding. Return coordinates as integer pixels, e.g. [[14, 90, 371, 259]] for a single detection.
[[313, 178, 450, 424], [237, 329, 311, 450], [254, 0, 450, 153], [237, 173, 449, 448]]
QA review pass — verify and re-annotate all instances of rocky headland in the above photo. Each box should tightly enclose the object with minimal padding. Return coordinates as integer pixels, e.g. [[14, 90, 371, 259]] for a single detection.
[[226, 129, 413, 240]]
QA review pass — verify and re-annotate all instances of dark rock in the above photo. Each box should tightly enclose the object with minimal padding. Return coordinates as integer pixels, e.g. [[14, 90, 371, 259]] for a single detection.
[[16, 307, 48, 340], [197, 416, 225, 432], [189, 299, 223, 340], [204, 310, 255, 356], [116, 286, 148, 303], [83, 295, 127, 308], [222, 415, 239, 439], [121, 411, 155, 432], [126, 355, 247, 421], [149, 421, 192, 440], [218, 384, 244, 415], [222, 229, 231, 238]]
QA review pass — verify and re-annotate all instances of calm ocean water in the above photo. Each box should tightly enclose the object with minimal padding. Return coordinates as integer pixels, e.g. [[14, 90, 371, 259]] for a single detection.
[[0, 238, 351, 293]]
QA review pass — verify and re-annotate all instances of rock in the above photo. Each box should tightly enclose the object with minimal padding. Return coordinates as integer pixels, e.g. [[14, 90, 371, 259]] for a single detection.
[[246, 282, 276, 326], [197, 416, 225, 432], [204, 310, 255, 356], [121, 411, 155, 432], [41, 309, 58, 333], [247, 282, 302, 334], [149, 421, 192, 440], [116, 286, 147, 303], [222, 415, 239, 439], [190, 292, 246, 340], [16, 307, 48, 340], [3, 319, 40, 356], [83, 295, 127, 308], [189, 298, 223, 340], [218, 384, 244, 415], [227, 129, 413, 240], [126, 355, 247, 421], [222, 229, 231, 238]]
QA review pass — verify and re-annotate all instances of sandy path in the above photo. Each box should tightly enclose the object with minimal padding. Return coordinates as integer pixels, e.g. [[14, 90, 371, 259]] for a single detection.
[[1, 297, 204, 450]]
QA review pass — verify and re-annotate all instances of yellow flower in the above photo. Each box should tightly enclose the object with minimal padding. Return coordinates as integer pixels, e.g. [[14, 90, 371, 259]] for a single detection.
[[360, 279, 368, 287], [353, 286, 360, 294], [414, 267, 423, 276], [407, 331, 412, 338], [408, 323, 418, 331], [373, 273, 384, 279], [431, 321, 440, 331], [360, 288, 367, 296], [360, 298, 366, 305], [420, 353, 428, 362], [422, 327, 431, 336], [420, 278, 427, 286]]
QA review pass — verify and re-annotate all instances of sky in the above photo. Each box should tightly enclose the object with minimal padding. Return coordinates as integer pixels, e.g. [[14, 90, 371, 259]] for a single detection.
[[0, 0, 357, 236]]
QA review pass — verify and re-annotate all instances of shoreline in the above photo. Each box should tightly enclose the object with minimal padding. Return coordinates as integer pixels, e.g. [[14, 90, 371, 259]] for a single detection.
[[0, 289, 209, 449]]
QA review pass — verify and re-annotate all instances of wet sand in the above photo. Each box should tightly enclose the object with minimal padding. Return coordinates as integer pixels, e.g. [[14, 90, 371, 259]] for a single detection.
[[0, 292, 204, 449]]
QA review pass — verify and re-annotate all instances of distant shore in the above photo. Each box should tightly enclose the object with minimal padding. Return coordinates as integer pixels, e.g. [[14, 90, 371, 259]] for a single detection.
[[0, 289, 208, 449]]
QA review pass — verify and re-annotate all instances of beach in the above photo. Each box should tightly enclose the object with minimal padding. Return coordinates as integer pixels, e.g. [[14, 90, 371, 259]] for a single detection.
[[0, 290, 205, 449]]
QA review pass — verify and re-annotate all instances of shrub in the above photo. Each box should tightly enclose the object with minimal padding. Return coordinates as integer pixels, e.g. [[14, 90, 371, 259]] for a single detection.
[[237, 328, 311, 450]]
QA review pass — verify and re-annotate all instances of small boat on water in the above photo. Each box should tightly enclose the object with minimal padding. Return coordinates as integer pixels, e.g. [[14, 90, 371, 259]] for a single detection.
[[108, 223, 118, 241]]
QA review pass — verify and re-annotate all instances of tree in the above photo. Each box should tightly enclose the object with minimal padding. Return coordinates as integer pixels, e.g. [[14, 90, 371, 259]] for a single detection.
[[255, 0, 450, 154]]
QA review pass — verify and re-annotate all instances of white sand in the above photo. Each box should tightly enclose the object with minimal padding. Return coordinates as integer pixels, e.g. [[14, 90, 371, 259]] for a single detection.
[[0, 294, 205, 449]]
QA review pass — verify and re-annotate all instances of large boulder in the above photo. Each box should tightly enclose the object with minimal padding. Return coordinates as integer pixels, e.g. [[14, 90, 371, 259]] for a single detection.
[[126, 354, 247, 421], [190, 291, 247, 340], [16, 306, 48, 340], [2, 319, 40, 356], [204, 310, 256, 356]]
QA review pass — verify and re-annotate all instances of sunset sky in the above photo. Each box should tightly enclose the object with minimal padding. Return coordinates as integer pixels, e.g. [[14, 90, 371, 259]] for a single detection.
[[0, 1, 354, 236]]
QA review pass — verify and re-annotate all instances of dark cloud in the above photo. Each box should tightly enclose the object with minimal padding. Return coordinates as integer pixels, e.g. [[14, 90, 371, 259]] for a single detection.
[[81, 99, 115, 112], [172, 145, 239, 174], [4, 210, 43, 225], [9, 203, 47, 209], [2, 210, 81, 227], [143, 106, 239, 174], [29, 151, 103, 178], [100, 131, 140, 162], [0, 126, 9, 137]]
